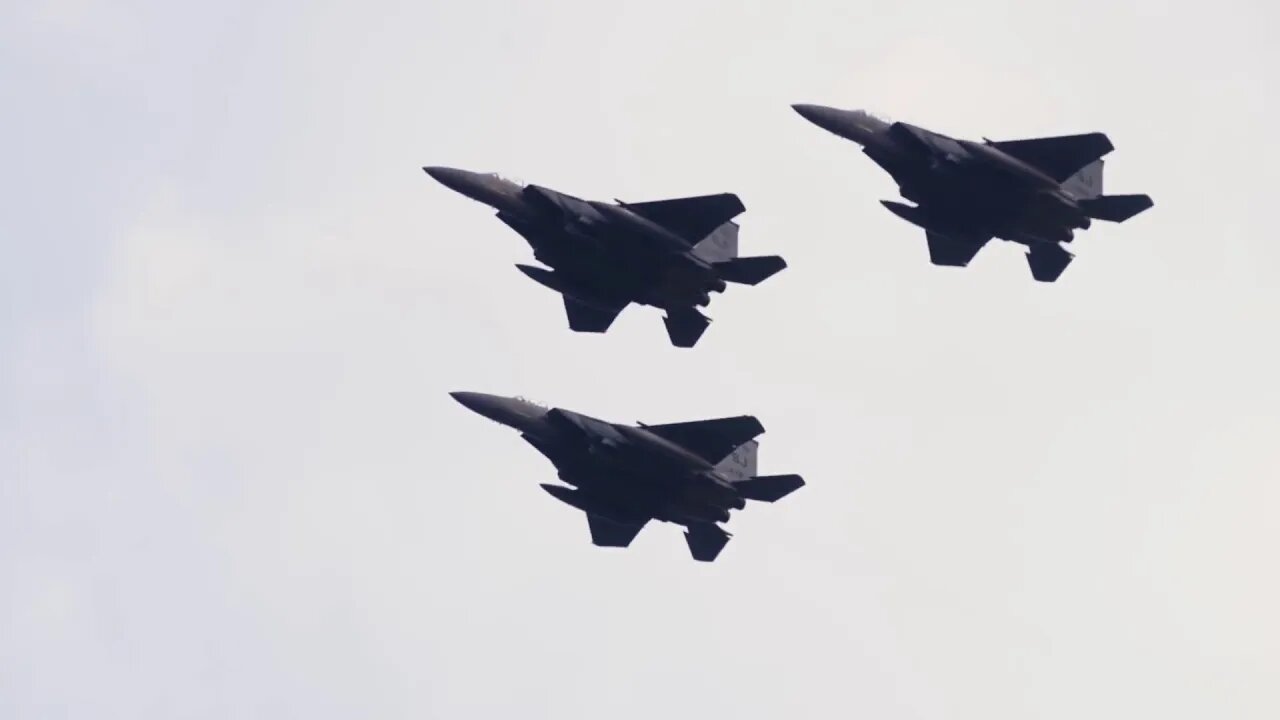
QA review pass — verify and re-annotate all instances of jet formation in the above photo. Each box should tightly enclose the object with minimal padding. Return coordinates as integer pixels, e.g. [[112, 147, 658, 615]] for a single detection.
[[450, 392, 805, 562], [431, 102, 1153, 561], [792, 104, 1153, 281], [425, 167, 787, 347]]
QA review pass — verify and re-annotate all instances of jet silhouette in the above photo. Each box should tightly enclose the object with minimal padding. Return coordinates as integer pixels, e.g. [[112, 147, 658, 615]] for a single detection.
[[793, 104, 1153, 281], [451, 392, 805, 561], [426, 167, 787, 346]]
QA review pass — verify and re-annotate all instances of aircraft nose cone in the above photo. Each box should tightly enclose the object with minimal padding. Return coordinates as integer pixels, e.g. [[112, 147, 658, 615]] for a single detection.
[[791, 103, 848, 124], [448, 391, 534, 430], [790, 103, 825, 121], [791, 103, 846, 132], [792, 104, 886, 145], [424, 166, 493, 199], [449, 391, 491, 414], [423, 165, 469, 189]]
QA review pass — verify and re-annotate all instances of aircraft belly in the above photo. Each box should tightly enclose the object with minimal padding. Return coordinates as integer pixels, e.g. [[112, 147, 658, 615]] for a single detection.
[[533, 247, 642, 301], [646, 263, 713, 305], [682, 477, 740, 509], [995, 197, 1079, 244], [663, 496, 732, 525], [594, 453, 729, 515], [910, 177, 1063, 236], [559, 463, 678, 519], [1023, 193, 1084, 227], [529, 215, 718, 309], [895, 195, 992, 237]]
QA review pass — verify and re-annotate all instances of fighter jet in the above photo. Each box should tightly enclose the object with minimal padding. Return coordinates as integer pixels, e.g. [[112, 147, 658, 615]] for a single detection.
[[450, 391, 805, 561], [792, 104, 1154, 282], [424, 166, 787, 347]]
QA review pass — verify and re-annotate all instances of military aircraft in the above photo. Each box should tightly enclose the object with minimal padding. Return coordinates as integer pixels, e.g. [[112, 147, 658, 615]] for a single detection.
[[425, 167, 787, 347], [450, 391, 805, 561], [792, 104, 1154, 282]]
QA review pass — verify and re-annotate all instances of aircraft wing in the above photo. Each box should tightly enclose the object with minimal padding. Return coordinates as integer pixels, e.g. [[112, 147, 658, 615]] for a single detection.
[[563, 296, 625, 333], [926, 230, 990, 267], [618, 193, 746, 242], [587, 514, 647, 548], [987, 132, 1114, 182], [641, 415, 765, 464]]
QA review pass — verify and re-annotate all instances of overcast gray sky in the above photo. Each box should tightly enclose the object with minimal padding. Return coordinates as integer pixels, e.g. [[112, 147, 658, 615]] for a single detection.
[[3, 0, 1278, 717]]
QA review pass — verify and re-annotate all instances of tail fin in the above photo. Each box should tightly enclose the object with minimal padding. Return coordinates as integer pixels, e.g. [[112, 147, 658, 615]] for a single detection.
[[713, 255, 787, 285], [664, 307, 711, 348], [691, 221, 739, 263], [734, 474, 805, 503], [1061, 159, 1104, 198], [713, 440, 758, 483], [1078, 194, 1154, 223]]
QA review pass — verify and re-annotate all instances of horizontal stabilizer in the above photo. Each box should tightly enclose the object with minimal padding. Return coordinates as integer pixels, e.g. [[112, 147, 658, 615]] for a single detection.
[[684, 523, 731, 562], [1026, 244, 1074, 283], [734, 473, 805, 503], [926, 231, 988, 267], [642, 415, 765, 465], [563, 295, 624, 333], [1078, 194, 1153, 223], [619, 193, 746, 243], [713, 255, 787, 285], [663, 307, 710, 348], [988, 132, 1114, 182]]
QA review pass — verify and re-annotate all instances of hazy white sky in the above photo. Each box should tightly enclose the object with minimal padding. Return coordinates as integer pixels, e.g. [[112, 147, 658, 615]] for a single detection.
[[3, 0, 1278, 717]]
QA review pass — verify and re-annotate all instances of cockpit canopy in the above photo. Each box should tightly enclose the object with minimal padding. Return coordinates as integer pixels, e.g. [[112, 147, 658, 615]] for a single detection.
[[484, 172, 527, 187], [514, 395, 549, 410]]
